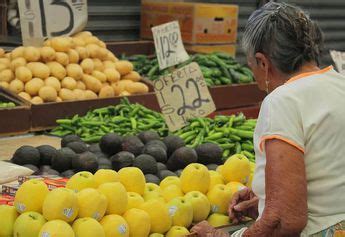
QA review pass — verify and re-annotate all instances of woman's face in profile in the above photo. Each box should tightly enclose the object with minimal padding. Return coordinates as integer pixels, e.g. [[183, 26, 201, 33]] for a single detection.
[[247, 55, 267, 91]]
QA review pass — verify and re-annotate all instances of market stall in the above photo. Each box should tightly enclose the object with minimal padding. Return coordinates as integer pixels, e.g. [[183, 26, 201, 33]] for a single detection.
[[0, 0, 263, 236]]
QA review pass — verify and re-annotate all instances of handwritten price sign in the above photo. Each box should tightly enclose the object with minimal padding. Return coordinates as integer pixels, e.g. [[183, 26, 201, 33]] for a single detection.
[[18, 0, 88, 46], [154, 62, 216, 131], [330, 50, 345, 75], [152, 21, 189, 70]]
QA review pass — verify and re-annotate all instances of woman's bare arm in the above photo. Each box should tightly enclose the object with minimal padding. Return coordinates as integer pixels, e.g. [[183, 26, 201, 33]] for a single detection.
[[243, 139, 308, 236]]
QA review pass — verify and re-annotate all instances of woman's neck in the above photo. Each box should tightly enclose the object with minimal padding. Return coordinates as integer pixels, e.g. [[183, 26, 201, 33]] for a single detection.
[[269, 62, 320, 92], [288, 62, 320, 80]]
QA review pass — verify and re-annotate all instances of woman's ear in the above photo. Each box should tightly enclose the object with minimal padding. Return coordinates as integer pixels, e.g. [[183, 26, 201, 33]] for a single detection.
[[255, 52, 270, 73]]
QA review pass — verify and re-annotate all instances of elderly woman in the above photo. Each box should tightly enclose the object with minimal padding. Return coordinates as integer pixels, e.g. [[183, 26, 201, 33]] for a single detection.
[[192, 2, 345, 237]]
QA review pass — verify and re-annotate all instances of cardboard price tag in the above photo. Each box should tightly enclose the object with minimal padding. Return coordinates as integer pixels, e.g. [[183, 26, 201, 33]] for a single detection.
[[153, 62, 216, 131], [152, 21, 189, 70], [18, 0, 88, 46], [330, 50, 345, 75]]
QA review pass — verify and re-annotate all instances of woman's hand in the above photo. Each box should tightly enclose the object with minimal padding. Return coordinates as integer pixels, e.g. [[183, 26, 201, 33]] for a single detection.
[[191, 221, 229, 237], [229, 188, 259, 224]]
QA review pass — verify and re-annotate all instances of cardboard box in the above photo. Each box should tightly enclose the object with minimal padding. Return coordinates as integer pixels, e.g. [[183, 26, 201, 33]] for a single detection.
[[0, 195, 14, 205], [1, 183, 20, 197], [18, 175, 68, 189], [185, 44, 236, 57], [141, 1, 238, 44]]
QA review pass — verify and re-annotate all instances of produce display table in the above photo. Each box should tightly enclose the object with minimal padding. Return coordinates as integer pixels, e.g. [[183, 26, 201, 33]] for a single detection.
[[0, 135, 60, 161]]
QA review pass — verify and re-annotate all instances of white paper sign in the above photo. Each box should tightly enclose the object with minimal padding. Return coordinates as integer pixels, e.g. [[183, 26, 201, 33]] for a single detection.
[[18, 0, 88, 46], [153, 62, 216, 131], [330, 50, 345, 75], [151, 21, 189, 70]]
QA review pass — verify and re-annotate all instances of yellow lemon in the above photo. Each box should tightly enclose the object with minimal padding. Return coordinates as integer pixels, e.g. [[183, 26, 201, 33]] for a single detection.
[[166, 197, 193, 228], [13, 212, 46, 237], [126, 192, 144, 211], [100, 214, 129, 237], [162, 184, 184, 202], [118, 167, 145, 195], [180, 163, 210, 194], [77, 188, 108, 221], [94, 169, 119, 187], [123, 208, 151, 237], [207, 184, 232, 215], [184, 191, 210, 222], [0, 205, 18, 237], [166, 226, 190, 237], [39, 220, 74, 237], [72, 217, 105, 237], [66, 171, 97, 192], [98, 182, 128, 215], [221, 154, 250, 184], [160, 176, 181, 189], [139, 200, 172, 234], [209, 170, 225, 190], [226, 182, 247, 196], [207, 213, 231, 227], [42, 188, 79, 222], [14, 179, 49, 213]]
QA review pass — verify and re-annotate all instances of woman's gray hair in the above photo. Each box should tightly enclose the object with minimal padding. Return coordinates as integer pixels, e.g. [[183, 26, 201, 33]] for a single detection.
[[242, 2, 323, 74]]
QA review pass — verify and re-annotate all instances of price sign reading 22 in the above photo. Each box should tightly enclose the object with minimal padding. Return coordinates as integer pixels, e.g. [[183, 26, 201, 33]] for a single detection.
[[154, 62, 216, 132], [171, 79, 211, 116]]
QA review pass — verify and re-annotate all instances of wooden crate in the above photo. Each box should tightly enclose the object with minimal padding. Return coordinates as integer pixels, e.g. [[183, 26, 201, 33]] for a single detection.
[[0, 88, 31, 136]]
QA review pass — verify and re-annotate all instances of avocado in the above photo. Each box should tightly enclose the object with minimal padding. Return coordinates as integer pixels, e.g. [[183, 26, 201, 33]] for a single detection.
[[12, 146, 41, 166], [138, 131, 160, 144], [40, 165, 52, 172], [72, 153, 81, 170], [98, 164, 113, 170], [121, 136, 144, 156], [175, 169, 183, 177], [41, 169, 60, 176], [158, 170, 177, 179], [196, 143, 223, 165], [61, 134, 82, 147], [145, 174, 160, 185], [22, 164, 39, 174], [110, 151, 135, 171], [66, 141, 88, 154], [37, 145, 57, 165], [163, 135, 185, 156], [146, 140, 167, 151], [142, 144, 167, 163], [51, 147, 76, 172], [76, 152, 99, 173], [98, 157, 112, 166], [166, 147, 198, 171], [157, 162, 167, 171], [94, 152, 109, 160], [61, 169, 75, 178], [133, 154, 157, 174], [88, 143, 101, 153], [207, 164, 219, 171], [99, 133, 123, 155]]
